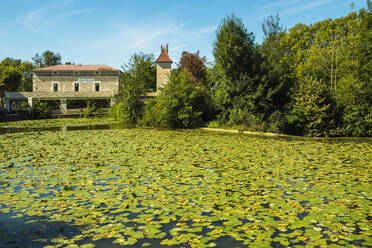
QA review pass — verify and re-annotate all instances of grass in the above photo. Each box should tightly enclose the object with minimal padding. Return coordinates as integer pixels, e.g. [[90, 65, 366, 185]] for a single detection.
[[0, 124, 371, 247]]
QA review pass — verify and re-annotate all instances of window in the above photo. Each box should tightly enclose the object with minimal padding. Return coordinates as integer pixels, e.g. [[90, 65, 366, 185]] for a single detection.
[[53, 83, 58, 92], [52, 71, 58, 75], [95, 83, 100, 92], [95, 71, 100, 75], [73, 71, 79, 75], [74, 83, 79, 92]]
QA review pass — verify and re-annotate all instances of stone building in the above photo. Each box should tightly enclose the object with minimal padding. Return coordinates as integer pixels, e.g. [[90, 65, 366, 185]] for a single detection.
[[5, 65, 121, 113], [155, 44, 172, 91], [4, 45, 173, 114]]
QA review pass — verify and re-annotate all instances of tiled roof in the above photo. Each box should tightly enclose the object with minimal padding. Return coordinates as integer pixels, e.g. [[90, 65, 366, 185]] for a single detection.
[[156, 45, 173, 63], [32, 65, 121, 72]]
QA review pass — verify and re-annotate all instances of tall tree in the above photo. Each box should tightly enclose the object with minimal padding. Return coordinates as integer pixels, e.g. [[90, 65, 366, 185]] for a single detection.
[[213, 14, 257, 81], [212, 14, 262, 124], [287, 77, 334, 136], [0, 65, 22, 104], [177, 51, 207, 85], [32, 50, 62, 68], [111, 53, 156, 124], [260, 15, 292, 114], [121, 53, 156, 90], [19, 61, 34, 91], [0, 58, 33, 93]]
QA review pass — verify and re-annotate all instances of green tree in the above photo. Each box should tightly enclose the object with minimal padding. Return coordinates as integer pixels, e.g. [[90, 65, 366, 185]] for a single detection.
[[286, 77, 334, 136], [32, 50, 62, 68], [143, 71, 208, 128], [212, 14, 262, 124], [0, 66, 22, 94], [121, 53, 156, 90], [0, 58, 33, 91], [110, 53, 155, 124], [0, 65, 22, 106], [111, 79, 145, 124], [19, 61, 34, 91], [260, 14, 292, 115], [213, 14, 257, 81], [279, 6, 372, 136]]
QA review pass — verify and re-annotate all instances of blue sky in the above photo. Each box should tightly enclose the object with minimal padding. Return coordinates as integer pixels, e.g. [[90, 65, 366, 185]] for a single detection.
[[0, 0, 367, 69]]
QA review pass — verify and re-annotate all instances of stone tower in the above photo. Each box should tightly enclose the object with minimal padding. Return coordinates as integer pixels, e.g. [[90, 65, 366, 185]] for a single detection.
[[155, 44, 172, 91]]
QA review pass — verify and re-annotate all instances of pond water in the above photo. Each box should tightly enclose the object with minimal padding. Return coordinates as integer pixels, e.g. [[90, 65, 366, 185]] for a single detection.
[[0, 124, 371, 247], [0, 124, 119, 135]]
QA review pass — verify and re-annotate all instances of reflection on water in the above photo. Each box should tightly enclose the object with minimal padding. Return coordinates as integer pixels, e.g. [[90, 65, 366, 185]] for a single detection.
[[0, 124, 128, 135], [1, 123, 370, 145]]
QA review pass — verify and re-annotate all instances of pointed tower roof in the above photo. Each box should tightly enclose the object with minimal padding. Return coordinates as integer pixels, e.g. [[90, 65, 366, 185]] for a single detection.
[[156, 44, 173, 63]]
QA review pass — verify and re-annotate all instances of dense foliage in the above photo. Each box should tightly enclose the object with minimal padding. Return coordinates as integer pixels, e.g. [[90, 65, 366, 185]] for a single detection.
[[31, 99, 52, 119], [110, 81, 145, 124], [177, 51, 207, 85], [0, 58, 33, 100], [209, 5, 372, 136], [110, 53, 155, 124], [121, 53, 156, 90], [212, 15, 263, 125], [143, 71, 209, 128], [32, 50, 62, 68]]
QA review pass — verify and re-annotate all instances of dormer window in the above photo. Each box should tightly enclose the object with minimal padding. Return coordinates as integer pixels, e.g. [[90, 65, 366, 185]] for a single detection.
[[95, 71, 100, 75], [73, 71, 79, 75], [52, 71, 58, 75]]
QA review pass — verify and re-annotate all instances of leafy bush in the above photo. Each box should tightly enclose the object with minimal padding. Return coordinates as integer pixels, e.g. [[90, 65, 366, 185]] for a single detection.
[[108, 103, 120, 120], [340, 104, 372, 137], [32, 100, 52, 119], [207, 121, 220, 128], [286, 77, 334, 136], [110, 80, 145, 124], [143, 71, 208, 129], [267, 110, 285, 133], [83, 100, 96, 118]]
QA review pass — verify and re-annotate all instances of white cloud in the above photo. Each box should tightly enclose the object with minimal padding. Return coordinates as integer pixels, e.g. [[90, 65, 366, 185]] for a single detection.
[[16, 0, 93, 32], [80, 21, 216, 67], [57, 9, 94, 19], [281, 0, 334, 15], [260, 0, 300, 9], [259, 0, 334, 16]]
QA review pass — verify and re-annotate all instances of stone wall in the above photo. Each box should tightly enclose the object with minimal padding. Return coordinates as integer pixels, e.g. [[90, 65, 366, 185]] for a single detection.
[[33, 74, 119, 93], [156, 63, 171, 90], [5, 91, 116, 100]]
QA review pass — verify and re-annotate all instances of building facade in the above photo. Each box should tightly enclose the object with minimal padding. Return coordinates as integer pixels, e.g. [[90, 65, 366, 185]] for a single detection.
[[155, 44, 172, 91], [4, 45, 172, 114], [5, 65, 121, 113]]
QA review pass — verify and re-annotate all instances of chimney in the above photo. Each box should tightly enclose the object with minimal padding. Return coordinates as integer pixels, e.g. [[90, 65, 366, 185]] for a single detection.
[[166, 44, 168, 53]]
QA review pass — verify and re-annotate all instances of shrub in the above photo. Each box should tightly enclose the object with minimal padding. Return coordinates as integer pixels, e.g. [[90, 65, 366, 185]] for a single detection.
[[110, 80, 145, 124], [207, 121, 220, 128], [32, 100, 52, 119], [108, 103, 120, 120], [267, 110, 285, 133], [83, 100, 96, 118], [143, 71, 208, 129], [286, 77, 334, 137], [341, 104, 372, 137]]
